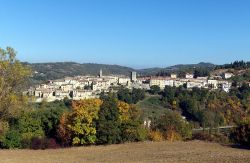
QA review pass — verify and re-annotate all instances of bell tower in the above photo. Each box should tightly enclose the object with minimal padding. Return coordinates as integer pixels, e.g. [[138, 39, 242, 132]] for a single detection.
[[99, 69, 103, 78]]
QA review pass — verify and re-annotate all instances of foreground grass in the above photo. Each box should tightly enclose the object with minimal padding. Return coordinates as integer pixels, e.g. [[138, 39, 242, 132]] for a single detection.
[[0, 141, 250, 163]]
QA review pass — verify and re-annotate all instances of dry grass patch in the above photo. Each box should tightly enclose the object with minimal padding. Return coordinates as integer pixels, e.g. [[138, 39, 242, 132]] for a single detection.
[[0, 141, 250, 163]]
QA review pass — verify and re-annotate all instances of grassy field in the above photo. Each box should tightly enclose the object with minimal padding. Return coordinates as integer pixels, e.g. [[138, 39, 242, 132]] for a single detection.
[[0, 141, 249, 163]]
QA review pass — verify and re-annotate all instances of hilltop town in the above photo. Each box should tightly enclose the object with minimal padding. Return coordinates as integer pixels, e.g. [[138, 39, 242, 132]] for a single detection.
[[26, 69, 233, 102]]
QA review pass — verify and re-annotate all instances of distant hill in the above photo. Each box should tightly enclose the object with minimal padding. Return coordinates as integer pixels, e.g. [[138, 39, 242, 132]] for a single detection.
[[168, 62, 216, 70], [139, 62, 216, 76], [23, 62, 135, 85], [23, 62, 216, 85]]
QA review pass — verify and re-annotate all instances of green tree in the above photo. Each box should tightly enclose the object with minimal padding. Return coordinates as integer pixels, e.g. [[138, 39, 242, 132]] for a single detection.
[[118, 101, 146, 142], [0, 47, 31, 147], [96, 94, 121, 144], [117, 87, 132, 104], [38, 107, 65, 138], [151, 111, 192, 141], [131, 88, 145, 104], [1, 130, 22, 149], [0, 47, 31, 122], [18, 110, 45, 141], [150, 85, 161, 94]]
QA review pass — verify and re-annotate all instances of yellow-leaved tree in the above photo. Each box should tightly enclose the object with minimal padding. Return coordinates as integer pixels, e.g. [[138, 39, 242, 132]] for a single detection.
[[58, 99, 102, 146], [117, 101, 147, 142], [0, 47, 31, 135]]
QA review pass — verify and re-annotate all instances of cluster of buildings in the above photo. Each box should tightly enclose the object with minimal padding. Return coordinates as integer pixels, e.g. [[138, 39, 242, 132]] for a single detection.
[[26, 70, 233, 102], [148, 73, 232, 92]]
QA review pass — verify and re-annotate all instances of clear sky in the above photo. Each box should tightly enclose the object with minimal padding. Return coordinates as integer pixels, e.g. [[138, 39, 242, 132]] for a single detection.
[[1, 0, 250, 68]]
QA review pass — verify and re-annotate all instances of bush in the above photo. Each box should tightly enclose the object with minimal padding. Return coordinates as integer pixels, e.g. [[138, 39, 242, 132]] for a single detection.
[[230, 119, 250, 146], [2, 130, 22, 149], [165, 129, 182, 142], [151, 111, 192, 140], [137, 127, 149, 141], [192, 132, 214, 141], [193, 132, 229, 143], [31, 137, 59, 150], [121, 123, 148, 142], [149, 85, 161, 95], [46, 138, 59, 149], [18, 111, 45, 141], [21, 138, 32, 149], [149, 130, 164, 142]]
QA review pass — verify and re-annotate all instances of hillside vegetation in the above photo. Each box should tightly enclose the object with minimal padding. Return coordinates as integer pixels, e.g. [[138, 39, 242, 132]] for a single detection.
[[1, 47, 250, 151], [136, 95, 168, 118], [24, 62, 134, 85], [25, 62, 217, 85]]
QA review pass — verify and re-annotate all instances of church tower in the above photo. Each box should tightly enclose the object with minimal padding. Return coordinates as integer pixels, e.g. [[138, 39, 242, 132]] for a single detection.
[[99, 69, 103, 78]]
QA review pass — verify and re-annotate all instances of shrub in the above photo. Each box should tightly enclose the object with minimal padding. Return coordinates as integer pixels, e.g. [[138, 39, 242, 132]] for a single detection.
[[18, 111, 44, 141], [2, 130, 22, 149], [165, 129, 182, 142], [46, 138, 59, 149], [31, 137, 45, 150], [151, 111, 192, 140], [149, 85, 161, 95], [21, 138, 32, 149], [230, 119, 250, 146], [192, 132, 212, 141], [120, 123, 148, 142], [149, 130, 164, 142], [31, 137, 59, 150], [137, 127, 149, 141], [193, 132, 229, 143]]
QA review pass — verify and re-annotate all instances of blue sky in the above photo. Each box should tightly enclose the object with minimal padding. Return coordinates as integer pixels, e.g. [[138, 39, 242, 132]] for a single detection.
[[1, 0, 250, 68]]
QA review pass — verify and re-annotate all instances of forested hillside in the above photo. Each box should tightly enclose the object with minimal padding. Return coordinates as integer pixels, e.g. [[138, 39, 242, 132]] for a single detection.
[[23, 62, 135, 85], [24, 62, 216, 85]]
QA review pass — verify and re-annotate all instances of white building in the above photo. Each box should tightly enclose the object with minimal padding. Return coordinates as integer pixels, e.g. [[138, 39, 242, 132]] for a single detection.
[[60, 84, 74, 92], [224, 73, 234, 79], [170, 74, 177, 79], [118, 77, 130, 85], [185, 73, 194, 79], [208, 80, 218, 89], [173, 80, 186, 87], [72, 90, 93, 100], [164, 79, 174, 87], [131, 71, 137, 82], [186, 81, 203, 89], [150, 77, 166, 89]]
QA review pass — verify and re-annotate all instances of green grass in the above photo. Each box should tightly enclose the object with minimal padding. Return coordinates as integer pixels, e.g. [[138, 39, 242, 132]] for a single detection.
[[136, 95, 169, 119]]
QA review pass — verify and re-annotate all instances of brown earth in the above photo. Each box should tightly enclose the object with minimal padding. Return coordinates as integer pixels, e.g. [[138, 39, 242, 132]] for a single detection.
[[0, 141, 249, 163]]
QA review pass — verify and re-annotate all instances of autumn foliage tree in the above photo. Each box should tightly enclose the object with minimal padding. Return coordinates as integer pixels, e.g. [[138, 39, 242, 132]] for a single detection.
[[0, 47, 31, 147], [0, 47, 31, 122], [57, 99, 102, 146], [118, 101, 147, 142], [151, 111, 192, 141]]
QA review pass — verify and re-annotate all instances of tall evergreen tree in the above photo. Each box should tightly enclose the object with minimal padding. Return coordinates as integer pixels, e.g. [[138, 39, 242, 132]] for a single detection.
[[96, 94, 121, 144]]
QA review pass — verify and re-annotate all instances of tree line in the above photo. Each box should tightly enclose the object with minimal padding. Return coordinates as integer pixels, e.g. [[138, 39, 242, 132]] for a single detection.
[[0, 47, 250, 148]]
